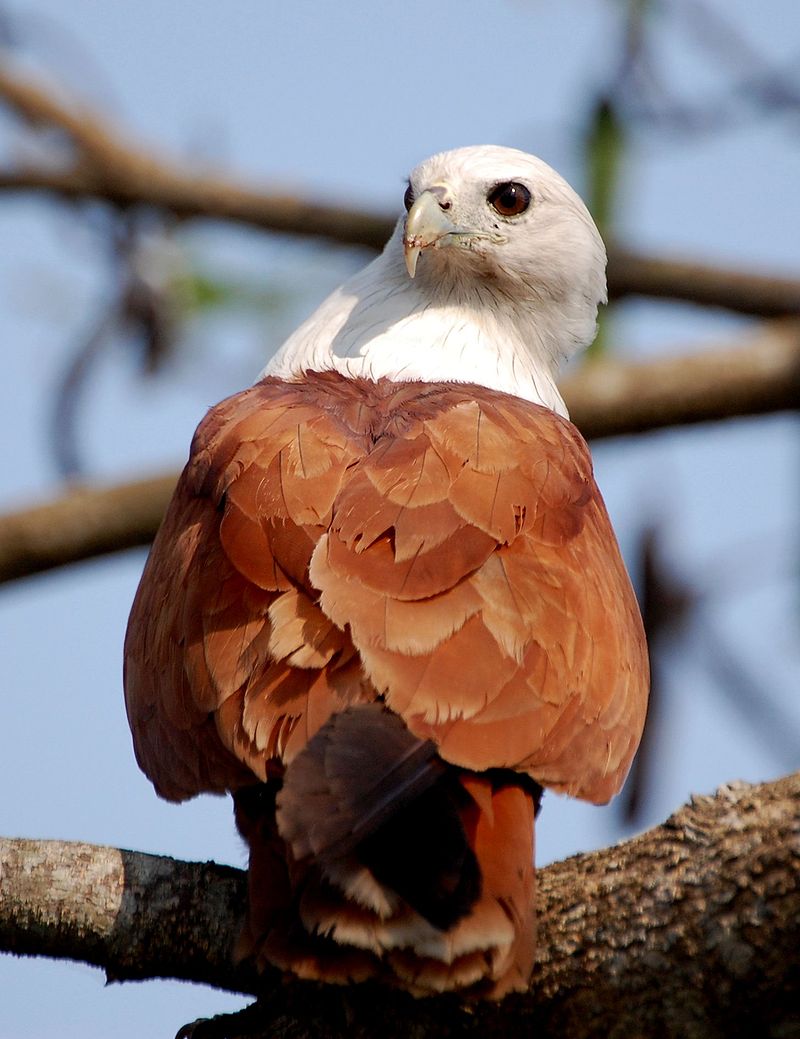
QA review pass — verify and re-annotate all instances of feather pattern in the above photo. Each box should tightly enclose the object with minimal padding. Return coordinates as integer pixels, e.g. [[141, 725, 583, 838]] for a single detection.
[[125, 144, 647, 999], [124, 371, 647, 996]]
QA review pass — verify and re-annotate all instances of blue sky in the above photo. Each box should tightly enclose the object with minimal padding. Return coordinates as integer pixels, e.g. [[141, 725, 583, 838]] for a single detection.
[[1, 2, 798, 1036]]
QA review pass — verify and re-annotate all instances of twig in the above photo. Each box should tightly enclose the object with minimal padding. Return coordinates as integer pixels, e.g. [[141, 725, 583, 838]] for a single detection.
[[50, 295, 125, 478]]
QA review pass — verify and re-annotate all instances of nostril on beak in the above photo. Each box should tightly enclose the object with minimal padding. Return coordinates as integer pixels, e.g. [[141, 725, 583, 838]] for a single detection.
[[428, 184, 452, 211]]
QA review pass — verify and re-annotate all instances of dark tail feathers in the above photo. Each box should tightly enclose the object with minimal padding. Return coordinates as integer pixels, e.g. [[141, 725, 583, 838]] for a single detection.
[[276, 704, 481, 930]]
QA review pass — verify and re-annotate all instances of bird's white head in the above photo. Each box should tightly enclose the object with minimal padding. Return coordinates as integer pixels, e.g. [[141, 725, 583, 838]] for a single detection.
[[402, 146, 606, 329], [265, 145, 607, 415]]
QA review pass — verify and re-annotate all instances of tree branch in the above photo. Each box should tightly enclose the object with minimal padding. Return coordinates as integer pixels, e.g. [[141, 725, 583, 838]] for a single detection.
[[605, 247, 800, 317], [1, 773, 798, 1037], [0, 472, 177, 584], [0, 63, 392, 251], [565, 318, 800, 439], [1, 323, 797, 586], [2, 63, 800, 317], [0, 838, 254, 996]]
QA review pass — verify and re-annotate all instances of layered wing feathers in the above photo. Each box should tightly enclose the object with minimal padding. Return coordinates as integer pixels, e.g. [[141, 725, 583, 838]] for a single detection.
[[124, 371, 647, 805]]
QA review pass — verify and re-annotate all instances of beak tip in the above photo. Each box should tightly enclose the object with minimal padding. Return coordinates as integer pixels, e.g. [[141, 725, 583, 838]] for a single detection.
[[403, 241, 420, 279], [402, 189, 462, 279]]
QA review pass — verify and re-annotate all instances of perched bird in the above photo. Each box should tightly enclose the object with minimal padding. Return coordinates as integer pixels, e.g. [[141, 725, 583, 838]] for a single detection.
[[124, 145, 649, 998]]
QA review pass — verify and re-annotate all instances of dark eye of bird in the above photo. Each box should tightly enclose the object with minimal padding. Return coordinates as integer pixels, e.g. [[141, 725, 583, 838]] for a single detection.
[[403, 183, 415, 212], [487, 181, 531, 217]]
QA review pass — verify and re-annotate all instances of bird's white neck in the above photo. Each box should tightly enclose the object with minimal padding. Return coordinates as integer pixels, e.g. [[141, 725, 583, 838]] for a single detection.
[[263, 232, 577, 417]]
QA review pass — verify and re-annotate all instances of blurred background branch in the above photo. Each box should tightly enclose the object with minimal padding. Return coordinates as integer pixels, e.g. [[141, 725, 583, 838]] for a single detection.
[[1, 2, 799, 1033], [1, 320, 798, 586], [1, 62, 799, 317]]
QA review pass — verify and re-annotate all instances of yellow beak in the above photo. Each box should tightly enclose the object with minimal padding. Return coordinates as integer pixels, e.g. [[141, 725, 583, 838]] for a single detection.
[[402, 191, 459, 278]]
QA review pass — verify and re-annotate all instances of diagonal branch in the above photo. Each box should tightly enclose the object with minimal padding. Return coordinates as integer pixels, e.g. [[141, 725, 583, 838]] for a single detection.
[[1, 772, 798, 1037], [2, 62, 800, 316], [0, 62, 392, 250]]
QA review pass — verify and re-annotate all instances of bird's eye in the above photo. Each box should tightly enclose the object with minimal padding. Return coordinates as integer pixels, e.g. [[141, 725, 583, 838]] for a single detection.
[[403, 182, 415, 212], [487, 181, 531, 217]]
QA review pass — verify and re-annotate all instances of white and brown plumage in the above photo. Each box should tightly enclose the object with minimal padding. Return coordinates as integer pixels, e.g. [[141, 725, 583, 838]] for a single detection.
[[124, 145, 649, 998]]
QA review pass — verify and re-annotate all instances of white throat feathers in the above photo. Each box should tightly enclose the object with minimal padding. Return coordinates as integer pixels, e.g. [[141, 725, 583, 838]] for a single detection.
[[263, 145, 607, 417]]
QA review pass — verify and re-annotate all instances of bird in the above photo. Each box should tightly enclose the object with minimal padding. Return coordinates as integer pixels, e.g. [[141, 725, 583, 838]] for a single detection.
[[124, 144, 649, 999]]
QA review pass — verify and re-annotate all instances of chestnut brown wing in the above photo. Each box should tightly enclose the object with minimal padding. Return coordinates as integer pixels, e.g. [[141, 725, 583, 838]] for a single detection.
[[309, 392, 649, 804], [125, 377, 648, 807], [123, 379, 371, 801]]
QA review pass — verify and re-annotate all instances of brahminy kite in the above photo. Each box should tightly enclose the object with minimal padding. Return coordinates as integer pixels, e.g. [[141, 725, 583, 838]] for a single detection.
[[124, 145, 649, 998]]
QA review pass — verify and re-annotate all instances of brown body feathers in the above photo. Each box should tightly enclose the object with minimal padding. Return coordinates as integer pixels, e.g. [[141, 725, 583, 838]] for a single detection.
[[124, 371, 648, 997]]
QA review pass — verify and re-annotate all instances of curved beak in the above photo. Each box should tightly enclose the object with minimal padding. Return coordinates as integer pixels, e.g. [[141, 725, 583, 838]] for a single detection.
[[402, 190, 506, 278], [402, 191, 459, 278]]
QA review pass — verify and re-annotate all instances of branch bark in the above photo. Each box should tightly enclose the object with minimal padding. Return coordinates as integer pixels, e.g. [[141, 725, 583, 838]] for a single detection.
[[2, 63, 800, 317], [1, 323, 798, 586], [1, 773, 798, 1038]]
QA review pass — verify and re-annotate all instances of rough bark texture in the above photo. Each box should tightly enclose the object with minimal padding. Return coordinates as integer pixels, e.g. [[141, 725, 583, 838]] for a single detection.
[[2, 774, 798, 1038], [0, 840, 255, 995], [1, 324, 798, 586]]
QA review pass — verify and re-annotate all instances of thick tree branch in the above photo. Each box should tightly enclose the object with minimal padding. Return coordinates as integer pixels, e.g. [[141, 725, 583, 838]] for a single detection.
[[565, 319, 800, 439], [0, 472, 177, 584], [0, 164, 392, 252], [1, 323, 797, 586], [2, 63, 800, 317], [0, 839, 254, 996], [1, 773, 798, 1037]]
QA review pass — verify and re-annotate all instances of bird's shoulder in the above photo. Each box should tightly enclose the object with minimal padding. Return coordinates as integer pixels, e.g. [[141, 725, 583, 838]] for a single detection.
[[124, 371, 644, 804]]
